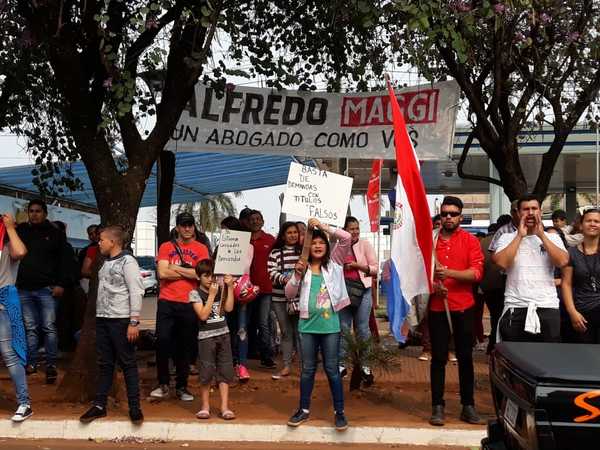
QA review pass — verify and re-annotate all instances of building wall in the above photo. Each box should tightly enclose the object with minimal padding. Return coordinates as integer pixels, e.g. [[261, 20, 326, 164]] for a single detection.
[[132, 221, 157, 257]]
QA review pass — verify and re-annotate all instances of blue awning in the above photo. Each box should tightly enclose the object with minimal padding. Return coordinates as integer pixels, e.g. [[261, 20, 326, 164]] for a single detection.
[[0, 152, 305, 209]]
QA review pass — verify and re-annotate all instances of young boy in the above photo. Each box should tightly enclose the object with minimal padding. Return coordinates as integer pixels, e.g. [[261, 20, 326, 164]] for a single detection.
[[79, 226, 145, 424], [189, 259, 235, 420]]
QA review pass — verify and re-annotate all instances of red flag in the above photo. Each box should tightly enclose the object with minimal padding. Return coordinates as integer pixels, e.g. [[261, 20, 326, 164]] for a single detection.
[[386, 77, 433, 295], [366, 159, 383, 232], [0, 223, 5, 258]]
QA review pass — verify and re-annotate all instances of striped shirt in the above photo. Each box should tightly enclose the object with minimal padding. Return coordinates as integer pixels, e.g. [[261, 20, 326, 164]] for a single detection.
[[268, 245, 301, 302]]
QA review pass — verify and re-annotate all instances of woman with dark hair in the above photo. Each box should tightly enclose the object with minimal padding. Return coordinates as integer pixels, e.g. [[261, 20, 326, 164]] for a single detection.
[[561, 208, 600, 343], [268, 222, 302, 379], [339, 216, 378, 385], [285, 218, 352, 431]]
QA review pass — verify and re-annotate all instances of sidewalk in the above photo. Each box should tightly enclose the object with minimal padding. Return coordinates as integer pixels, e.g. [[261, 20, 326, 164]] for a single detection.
[[0, 338, 493, 446]]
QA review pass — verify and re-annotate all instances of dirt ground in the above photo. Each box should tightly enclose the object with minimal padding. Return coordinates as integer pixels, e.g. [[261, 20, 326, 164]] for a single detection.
[[0, 439, 472, 450], [0, 338, 495, 430]]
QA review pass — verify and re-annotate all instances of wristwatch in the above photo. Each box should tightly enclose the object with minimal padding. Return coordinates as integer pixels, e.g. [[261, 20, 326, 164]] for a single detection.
[[129, 319, 140, 327]]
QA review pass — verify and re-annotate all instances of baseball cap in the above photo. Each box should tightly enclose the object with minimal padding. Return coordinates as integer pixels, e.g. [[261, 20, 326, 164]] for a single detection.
[[176, 212, 195, 226], [239, 207, 254, 221]]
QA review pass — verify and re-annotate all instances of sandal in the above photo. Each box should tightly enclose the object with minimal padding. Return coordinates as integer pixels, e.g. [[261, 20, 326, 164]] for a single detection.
[[219, 410, 236, 420], [196, 410, 210, 419]]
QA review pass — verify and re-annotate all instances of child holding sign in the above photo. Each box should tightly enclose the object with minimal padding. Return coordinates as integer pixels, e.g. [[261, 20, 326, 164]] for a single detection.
[[284, 218, 352, 431], [189, 259, 236, 420]]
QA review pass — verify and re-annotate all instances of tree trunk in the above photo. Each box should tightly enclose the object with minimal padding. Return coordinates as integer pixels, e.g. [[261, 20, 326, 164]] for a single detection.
[[157, 151, 176, 246], [489, 142, 529, 201], [349, 364, 363, 391], [58, 257, 101, 402], [58, 148, 150, 402]]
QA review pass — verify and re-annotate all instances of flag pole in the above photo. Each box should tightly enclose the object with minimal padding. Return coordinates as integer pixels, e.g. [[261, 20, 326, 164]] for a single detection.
[[375, 162, 382, 309]]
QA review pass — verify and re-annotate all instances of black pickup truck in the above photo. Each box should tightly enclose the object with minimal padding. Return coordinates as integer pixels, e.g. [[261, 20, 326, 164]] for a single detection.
[[483, 342, 600, 449]]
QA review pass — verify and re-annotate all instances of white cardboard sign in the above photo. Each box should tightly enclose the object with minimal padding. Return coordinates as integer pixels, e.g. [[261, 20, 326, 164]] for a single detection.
[[281, 163, 353, 227], [214, 229, 251, 275]]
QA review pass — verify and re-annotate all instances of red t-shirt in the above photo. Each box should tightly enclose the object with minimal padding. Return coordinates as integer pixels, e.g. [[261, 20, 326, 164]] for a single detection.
[[85, 245, 99, 261], [250, 231, 276, 294], [429, 228, 484, 312], [157, 240, 210, 303], [343, 251, 361, 281]]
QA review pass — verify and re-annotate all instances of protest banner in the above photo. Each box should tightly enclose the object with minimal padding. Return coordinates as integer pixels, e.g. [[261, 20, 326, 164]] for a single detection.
[[167, 81, 459, 160], [214, 229, 251, 275], [281, 162, 353, 227]]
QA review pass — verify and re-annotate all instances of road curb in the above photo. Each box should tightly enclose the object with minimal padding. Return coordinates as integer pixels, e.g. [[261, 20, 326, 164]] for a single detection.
[[0, 419, 485, 446]]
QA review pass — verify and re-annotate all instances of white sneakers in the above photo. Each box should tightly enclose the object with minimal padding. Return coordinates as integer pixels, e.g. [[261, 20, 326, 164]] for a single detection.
[[12, 404, 33, 422]]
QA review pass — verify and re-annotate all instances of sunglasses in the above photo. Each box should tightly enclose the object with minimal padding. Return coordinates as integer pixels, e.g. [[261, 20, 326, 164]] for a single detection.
[[440, 211, 461, 218]]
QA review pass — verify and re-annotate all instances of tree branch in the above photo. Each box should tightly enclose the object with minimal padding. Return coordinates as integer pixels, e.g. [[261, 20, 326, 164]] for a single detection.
[[457, 129, 502, 186]]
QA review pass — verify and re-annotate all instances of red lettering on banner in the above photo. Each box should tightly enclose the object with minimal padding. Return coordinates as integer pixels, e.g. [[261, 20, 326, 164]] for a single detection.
[[340, 89, 439, 127]]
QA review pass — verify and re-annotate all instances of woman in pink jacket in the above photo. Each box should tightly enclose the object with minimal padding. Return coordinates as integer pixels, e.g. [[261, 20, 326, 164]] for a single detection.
[[284, 218, 351, 431], [339, 216, 378, 384]]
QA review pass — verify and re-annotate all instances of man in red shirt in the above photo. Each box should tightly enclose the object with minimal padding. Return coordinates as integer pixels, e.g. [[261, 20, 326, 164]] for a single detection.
[[248, 210, 277, 368], [428, 196, 484, 427], [150, 212, 209, 401]]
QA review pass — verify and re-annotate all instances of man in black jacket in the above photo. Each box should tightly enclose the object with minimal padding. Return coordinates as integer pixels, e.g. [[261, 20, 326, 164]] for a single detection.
[[16, 199, 69, 384]]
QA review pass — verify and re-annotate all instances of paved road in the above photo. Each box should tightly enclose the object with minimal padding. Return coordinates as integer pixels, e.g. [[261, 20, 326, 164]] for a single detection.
[[0, 439, 471, 450], [140, 295, 158, 330]]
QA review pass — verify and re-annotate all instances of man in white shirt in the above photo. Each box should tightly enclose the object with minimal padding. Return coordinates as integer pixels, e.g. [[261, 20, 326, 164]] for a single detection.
[[492, 195, 569, 342]]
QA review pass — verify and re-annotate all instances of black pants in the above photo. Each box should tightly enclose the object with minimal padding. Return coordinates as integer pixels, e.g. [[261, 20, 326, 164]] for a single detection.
[[95, 318, 140, 410], [429, 307, 475, 407], [155, 300, 197, 388], [483, 288, 505, 353], [499, 307, 560, 343], [562, 307, 600, 344]]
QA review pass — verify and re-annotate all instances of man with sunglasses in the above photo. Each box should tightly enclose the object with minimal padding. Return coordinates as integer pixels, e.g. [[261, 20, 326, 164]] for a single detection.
[[428, 196, 484, 427], [492, 194, 568, 343]]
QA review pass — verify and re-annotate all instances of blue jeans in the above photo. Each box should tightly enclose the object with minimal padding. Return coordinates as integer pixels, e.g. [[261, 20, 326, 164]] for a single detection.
[[339, 287, 372, 364], [299, 332, 344, 413], [0, 306, 30, 405], [254, 294, 272, 360], [237, 304, 249, 365], [19, 287, 58, 367]]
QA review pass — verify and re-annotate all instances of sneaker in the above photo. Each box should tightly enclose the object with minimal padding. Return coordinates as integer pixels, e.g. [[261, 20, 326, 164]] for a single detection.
[[260, 358, 276, 369], [46, 365, 58, 384], [339, 365, 347, 379], [11, 404, 33, 422], [272, 366, 291, 380], [79, 405, 106, 423], [129, 408, 144, 424], [334, 411, 348, 431], [189, 364, 198, 376], [449, 352, 458, 362], [361, 366, 374, 387], [287, 409, 310, 427], [150, 384, 169, 399], [176, 387, 194, 402], [238, 364, 250, 383], [475, 342, 487, 352], [25, 364, 37, 375], [418, 351, 431, 361]]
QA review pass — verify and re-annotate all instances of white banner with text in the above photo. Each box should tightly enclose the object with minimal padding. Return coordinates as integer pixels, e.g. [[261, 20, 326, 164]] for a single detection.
[[167, 81, 459, 160]]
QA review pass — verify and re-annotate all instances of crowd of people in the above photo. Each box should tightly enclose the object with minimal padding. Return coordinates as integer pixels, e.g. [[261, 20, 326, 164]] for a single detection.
[[0, 193, 597, 430]]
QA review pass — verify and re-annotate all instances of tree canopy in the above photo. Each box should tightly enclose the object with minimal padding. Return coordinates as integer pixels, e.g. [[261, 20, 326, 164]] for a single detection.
[[396, 0, 600, 200], [0, 0, 401, 230]]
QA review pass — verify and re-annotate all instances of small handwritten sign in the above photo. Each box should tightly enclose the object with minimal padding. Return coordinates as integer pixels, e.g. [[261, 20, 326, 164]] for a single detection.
[[281, 162, 353, 227], [214, 229, 251, 275]]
